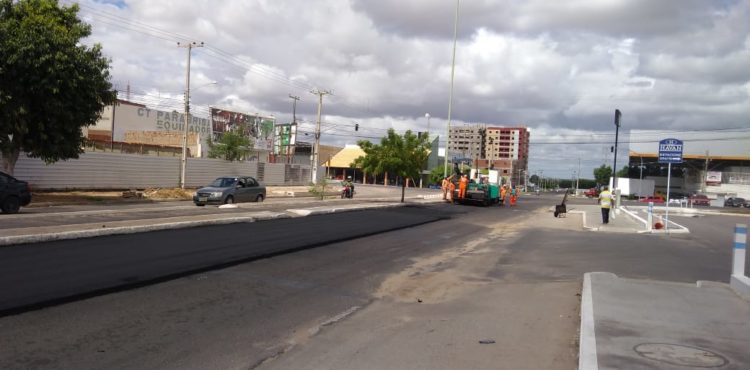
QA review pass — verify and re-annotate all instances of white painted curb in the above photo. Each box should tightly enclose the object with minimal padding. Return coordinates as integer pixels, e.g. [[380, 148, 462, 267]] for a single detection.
[[579, 273, 599, 370]]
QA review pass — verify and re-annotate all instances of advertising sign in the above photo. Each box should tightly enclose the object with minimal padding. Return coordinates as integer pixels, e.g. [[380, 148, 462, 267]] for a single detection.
[[658, 138, 684, 164], [210, 108, 276, 151], [210, 107, 251, 136], [274, 124, 297, 155], [706, 171, 722, 185]]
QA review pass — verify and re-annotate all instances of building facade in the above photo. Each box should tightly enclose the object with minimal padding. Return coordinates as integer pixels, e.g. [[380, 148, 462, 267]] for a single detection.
[[448, 125, 530, 182]]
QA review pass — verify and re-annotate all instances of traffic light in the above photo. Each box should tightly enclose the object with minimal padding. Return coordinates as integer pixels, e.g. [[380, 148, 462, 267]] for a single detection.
[[614, 109, 621, 127]]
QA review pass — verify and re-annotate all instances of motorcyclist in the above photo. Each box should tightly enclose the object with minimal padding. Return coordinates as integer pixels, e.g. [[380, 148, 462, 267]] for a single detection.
[[342, 176, 354, 198]]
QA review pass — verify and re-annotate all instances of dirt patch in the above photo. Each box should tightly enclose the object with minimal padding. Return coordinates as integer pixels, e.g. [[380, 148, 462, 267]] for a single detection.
[[374, 219, 527, 304], [31, 188, 194, 206]]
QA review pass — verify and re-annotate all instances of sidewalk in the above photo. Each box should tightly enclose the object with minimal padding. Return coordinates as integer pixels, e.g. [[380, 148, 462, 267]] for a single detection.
[[581, 272, 750, 370], [569, 204, 646, 233]]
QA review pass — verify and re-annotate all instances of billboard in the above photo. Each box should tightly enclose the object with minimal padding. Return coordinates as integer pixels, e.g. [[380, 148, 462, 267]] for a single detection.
[[210, 107, 276, 151], [706, 171, 722, 185], [274, 124, 298, 155]]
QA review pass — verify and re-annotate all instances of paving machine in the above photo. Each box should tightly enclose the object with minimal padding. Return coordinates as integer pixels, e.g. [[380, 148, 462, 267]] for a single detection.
[[453, 181, 501, 206]]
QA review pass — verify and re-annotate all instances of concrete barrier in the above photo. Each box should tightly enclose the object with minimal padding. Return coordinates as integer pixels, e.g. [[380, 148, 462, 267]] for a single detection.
[[730, 223, 750, 299]]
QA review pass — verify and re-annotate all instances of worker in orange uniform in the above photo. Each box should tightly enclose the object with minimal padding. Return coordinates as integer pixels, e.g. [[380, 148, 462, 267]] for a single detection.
[[459, 174, 468, 199], [510, 186, 518, 206], [447, 179, 456, 203], [442, 175, 454, 202], [500, 185, 507, 206]]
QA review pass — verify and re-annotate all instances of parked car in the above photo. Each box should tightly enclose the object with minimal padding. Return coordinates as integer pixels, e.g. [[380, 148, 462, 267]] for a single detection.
[[0, 171, 32, 214], [689, 194, 710, 206], [584, 188, 599, 198], [638, 196, 665, 204], [193, 176, 265, 206], [724, 197, 746, 208]]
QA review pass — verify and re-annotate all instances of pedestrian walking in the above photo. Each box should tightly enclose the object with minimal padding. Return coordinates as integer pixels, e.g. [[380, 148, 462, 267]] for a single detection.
[[599, 186, 612, 224], [510, 186, 518, 206]]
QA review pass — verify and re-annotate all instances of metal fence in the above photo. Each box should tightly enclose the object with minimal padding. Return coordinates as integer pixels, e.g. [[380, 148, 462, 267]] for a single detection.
[[13, 152, 311, 190]]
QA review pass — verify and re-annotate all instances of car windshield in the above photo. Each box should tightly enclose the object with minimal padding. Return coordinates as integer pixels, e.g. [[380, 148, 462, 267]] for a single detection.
[[209, 177, 237, 188]]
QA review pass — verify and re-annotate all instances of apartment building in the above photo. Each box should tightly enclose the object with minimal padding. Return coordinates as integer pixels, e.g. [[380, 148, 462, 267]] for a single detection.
[[448, 125, 530, 181]]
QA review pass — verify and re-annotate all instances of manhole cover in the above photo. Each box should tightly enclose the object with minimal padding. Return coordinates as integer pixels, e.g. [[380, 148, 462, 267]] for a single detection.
[[634, 343, 728, 368]]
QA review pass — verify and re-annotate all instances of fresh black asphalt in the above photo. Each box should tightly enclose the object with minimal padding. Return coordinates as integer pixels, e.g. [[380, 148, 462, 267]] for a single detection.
[[0, 206, 447, 316]]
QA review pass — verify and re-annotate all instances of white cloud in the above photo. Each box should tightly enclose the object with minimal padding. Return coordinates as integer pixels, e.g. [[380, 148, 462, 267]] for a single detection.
[[74, 0, 750, 179]]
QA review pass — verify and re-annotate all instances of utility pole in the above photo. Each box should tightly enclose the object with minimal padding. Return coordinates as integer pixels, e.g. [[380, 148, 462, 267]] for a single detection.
[[444, 0, 460, 178], [575, 157, 581, 195], [110, 90, 117, 152], [178, 41, 203, 189], [702, 150, 709, 193], [310, 89, 331, 183], [289, 94, 300, 124], [288, 94, 300, 164]]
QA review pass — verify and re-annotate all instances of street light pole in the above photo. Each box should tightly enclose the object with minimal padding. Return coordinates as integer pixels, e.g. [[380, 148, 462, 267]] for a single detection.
[[178, 41, 203, 189], [444, 0, 460, 178], [425, 113, 430, 137]]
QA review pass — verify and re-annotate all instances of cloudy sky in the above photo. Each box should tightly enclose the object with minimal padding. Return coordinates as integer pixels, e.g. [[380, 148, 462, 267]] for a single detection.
[[69, 0, 750, 179]]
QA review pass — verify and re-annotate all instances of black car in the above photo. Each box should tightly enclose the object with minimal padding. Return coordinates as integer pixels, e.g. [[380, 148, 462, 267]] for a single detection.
[[724, 197, 746, 207], [0, 172, 32, 214], [193, 176, 266, 206]]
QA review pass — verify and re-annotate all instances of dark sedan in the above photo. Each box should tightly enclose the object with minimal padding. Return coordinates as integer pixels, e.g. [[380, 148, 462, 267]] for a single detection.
[[193, 176, 266, 206], [0, 171, 32, 214], [724, 197, 746, 207]]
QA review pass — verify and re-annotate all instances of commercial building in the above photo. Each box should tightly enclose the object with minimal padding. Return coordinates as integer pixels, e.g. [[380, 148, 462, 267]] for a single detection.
[[628, 129, 750, 199]]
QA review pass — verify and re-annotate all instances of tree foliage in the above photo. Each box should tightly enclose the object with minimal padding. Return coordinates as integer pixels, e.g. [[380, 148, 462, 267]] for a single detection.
[[0, 0, 116, 174], [352, 129, 430, 202], [429, 166, 446, 186], [593, 164, 612, 186], [207, 131, 252, 161], [616, 165, 629, 178]]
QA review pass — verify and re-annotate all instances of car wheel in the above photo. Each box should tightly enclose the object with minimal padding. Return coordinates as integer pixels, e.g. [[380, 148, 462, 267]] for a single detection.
[[255, 194, 264, 202], [224, 195, 234, 204], [195, 203, 206, 207], [1, 196, 21, 214]]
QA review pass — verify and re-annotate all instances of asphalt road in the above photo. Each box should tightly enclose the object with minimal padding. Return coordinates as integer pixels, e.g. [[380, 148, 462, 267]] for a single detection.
[[0, 206, 447, 315], [0, 193, 740, 369]]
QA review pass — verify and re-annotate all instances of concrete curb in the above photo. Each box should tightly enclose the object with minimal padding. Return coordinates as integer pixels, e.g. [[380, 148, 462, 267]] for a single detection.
[[0, 202, 412, 247], [579, 272, 600, 370], [0, 213, 288, 247], [730, 275, 750, 300], [569, 210, 595, 231], [623, 206, 691, 234]]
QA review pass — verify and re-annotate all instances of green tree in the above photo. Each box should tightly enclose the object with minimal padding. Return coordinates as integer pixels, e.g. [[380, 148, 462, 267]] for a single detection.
[[0, 0, 116, 175], [429, 166, 446, 186], [352, 129, 430, 203], [593, 164, 612, 186], [616, 165, 629, 178], [529, 174, 540, 185], [207, 131, 252, 161]]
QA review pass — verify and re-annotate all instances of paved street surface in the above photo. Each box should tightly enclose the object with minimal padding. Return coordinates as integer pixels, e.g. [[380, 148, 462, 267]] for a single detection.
[[0, 191, 747, 369]]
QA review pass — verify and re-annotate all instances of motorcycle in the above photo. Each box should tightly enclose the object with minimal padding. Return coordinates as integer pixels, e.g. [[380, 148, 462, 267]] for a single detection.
[[341, 184, 354, 199]]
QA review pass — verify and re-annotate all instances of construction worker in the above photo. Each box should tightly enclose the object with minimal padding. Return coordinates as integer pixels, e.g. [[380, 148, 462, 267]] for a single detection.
[[447, 179, 456, 202], [500, 185, 507, 206], [459, 174, 468, 199], [510, 186, 518, 206], [441, 175, 454, 201]]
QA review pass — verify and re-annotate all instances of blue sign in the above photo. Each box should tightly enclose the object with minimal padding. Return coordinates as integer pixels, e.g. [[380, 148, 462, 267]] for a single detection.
[[658, 138, 683, 164]]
